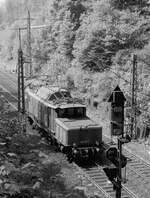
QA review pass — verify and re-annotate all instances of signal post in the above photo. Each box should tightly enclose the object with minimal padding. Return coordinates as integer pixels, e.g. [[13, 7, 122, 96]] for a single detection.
[[104, 85, 131, 198]]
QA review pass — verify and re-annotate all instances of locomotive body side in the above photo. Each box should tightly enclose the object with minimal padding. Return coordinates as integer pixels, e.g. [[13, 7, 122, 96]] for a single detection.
[[25, 88, 58, 134]]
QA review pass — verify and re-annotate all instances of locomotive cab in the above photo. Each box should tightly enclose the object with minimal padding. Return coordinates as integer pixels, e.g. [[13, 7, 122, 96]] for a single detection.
[[55, 116, 102, 163]]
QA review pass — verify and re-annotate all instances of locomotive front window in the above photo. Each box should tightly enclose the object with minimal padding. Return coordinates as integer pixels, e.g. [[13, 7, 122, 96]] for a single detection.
[[75, 108, 84, 117], [59, 109, 66, 117], [58, 107, 85, 118], [68, 108, 74, 116]]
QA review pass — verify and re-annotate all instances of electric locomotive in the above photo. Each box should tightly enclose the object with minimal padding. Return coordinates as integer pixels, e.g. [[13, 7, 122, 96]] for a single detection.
[[25, 83, 102, 162]]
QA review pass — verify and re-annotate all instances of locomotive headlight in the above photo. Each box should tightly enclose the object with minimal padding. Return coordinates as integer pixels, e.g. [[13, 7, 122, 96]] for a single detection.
[[73, 149, 78, 154], [73, 143, 77, 148], [85, 149, 88, 154], [96, 148, 100, 152]]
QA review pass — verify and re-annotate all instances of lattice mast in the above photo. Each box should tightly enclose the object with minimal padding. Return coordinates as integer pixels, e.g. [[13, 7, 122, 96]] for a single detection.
[[18, 28, 26, 132], [131, 54, 138, 138]]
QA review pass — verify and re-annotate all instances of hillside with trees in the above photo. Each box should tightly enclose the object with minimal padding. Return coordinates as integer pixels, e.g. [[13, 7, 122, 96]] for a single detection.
[[1, 0, 150, 137]]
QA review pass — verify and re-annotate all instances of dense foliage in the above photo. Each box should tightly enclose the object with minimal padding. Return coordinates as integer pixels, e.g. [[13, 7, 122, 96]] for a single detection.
[[1, 0, 150, 132]]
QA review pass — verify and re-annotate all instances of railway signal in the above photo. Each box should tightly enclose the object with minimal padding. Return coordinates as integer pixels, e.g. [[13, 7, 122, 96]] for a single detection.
[[106, 86, 132, 198], [105, 147, 127, 168], [106, 147, 117, 160], [104, 146, 128, 198], [108, 85, 126, 136]]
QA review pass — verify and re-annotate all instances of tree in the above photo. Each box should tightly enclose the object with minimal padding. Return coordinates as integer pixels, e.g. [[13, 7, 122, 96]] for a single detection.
[[111, 0, 149, 10]]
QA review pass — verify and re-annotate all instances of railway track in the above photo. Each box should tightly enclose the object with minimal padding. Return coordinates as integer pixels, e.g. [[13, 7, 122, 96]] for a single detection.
[[0, 87, 18, 111], [1, 70, 150, 197], [103, 136, 150, 197], [123, 149, 150, 195], [75, 163, 138, 198], [103, 136, 150, 178], [125, 149, 150, 178]]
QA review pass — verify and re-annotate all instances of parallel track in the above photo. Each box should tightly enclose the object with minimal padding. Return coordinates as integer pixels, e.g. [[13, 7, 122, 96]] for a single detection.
[[103, 136, 150, 179], [123, 149, 150, 191], [103, 136, 150, 197]]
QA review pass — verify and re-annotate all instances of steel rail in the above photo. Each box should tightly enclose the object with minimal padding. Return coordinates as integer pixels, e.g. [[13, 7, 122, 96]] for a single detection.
[[102, 135, 150, 197], [103, 134, 150, 168], [126, 164, 150, 183], [123, 147, 150, 167], [0, 71, 17, 87], [122, 184, 139, 198], [123, 149, 150, 185], [74, 163, 113, 198], [0, 85, 18, 101]]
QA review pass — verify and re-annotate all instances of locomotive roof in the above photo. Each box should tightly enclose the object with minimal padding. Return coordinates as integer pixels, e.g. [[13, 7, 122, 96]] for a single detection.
[[25, 86, 85, 109], [36, 86, 71, 100], [55, 117, 101, 131]]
